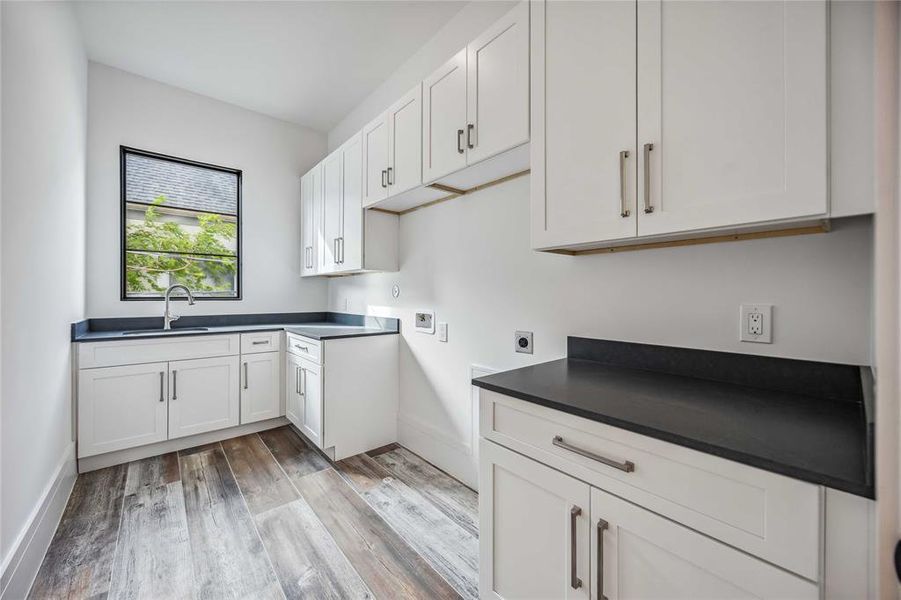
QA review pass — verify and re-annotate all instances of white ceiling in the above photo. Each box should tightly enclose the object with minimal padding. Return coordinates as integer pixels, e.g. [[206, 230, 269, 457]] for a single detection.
[[73, 1, 467, 133]]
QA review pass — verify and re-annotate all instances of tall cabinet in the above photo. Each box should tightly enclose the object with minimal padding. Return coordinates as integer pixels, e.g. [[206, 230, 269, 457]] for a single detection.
[[531, 0, 827, 251]]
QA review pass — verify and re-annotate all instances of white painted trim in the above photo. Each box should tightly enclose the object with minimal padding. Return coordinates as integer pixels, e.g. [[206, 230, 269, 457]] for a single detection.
[[397, 413, 472, 456], [77, 416, 289, 472], [1, 443, 77, 600]]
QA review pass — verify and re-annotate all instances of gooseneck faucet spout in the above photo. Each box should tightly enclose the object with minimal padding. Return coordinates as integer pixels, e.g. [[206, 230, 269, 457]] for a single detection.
[[163, 285, 195, 330]]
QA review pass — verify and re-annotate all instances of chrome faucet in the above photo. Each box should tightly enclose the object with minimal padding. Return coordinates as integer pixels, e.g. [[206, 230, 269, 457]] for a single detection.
[[163, 285, 195, 330]]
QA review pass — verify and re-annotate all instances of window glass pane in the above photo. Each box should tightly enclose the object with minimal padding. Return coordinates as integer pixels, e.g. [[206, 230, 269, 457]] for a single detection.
[[125, 153, 237, 215], [122, 149, 240, 299], [125, 250, 238, 298]]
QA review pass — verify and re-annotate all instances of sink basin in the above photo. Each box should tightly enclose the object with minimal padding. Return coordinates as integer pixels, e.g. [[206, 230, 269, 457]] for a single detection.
[[122, 327, 209, 335]]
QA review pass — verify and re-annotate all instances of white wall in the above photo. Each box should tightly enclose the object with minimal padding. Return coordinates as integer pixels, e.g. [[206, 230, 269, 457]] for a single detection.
[[328, 1, 515, 151], [327, 1, 877, 488], [1, 0, 86, 588], [86, 63, 329, 318]]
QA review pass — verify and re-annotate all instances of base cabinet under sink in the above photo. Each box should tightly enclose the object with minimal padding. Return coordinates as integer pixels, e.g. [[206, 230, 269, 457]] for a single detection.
[[480, 440, 818, 600]]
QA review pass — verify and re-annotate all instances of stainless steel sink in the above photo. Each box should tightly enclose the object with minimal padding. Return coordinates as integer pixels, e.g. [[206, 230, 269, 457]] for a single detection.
[[122, 327, 209, 335]]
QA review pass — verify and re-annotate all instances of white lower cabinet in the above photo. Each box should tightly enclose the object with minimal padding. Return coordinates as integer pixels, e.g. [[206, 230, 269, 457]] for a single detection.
[[77, 362, 169, 457], [480, 438, 590, 600], [297, 357, 323, 448], [481, 440, 818, 600], [169, 356, 240, 439], [240, 351, 281, 424], [285, 352, 304, 428], [590, 486, 817, 600]]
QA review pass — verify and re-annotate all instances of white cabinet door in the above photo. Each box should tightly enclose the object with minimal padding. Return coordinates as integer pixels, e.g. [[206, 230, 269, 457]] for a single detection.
[[320, 149, 342, 274], [285, 352, 304, 429], [637, 0, 827, 235], [340, 132, 363, 272], [168, 356, 240, 439], [362, 113, 389, 207], [480, 440, 591, 600], [298, 357, 323, 449], [531, 0, 637, 249], [422, 48, 468, 183], [466, 1, 529, 165], [387, 84, 423, 197], [590, 486, 817, 600], [300, 166, 319, 277], [77, 362, 169, 458], [241, 352, 281, 424]]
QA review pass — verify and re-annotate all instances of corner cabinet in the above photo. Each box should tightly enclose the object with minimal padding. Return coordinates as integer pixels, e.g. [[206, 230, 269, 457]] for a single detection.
[[531, 0, 828, 252], [284, 332, 398, 461], [301, 133, 398, 277]]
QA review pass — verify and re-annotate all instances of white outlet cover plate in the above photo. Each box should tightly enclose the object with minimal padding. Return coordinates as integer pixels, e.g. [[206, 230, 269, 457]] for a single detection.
[[437, 322, 448, 342], [740, 304, 772, 343]]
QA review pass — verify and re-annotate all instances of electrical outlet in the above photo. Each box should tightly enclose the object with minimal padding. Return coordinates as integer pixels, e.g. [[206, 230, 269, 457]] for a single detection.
[[740, 304, 772, 343], [438, 322, 448, 342], [515, 331, 533, 354]]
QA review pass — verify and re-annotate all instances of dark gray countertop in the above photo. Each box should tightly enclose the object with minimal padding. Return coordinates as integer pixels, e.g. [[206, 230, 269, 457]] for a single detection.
[[472, 337, 873, 498], [72, 312, 400, 342]]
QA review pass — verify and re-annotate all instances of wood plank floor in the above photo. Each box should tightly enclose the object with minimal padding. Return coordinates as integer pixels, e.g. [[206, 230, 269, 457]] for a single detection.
[[28, 427, 478, 600]]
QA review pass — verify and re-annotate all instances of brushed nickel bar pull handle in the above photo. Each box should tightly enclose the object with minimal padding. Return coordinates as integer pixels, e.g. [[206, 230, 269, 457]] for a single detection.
[[570, 506, 583, 590], [339, 237, 344, 264], [467, 123, 475, 149], [252, 340, 269, 345], [295, 366, 301, 395], [159, 371, 165, 402], [619, 150, 631, 218], [643, 142, 654, 214], [172, 370, 177, 400], [334, 238, 339, 264], [553, 436, 635, 473], [387, 167, 394, 186], [294, 343, 308, 352], [457, 129, 465, 154], [597, 518, 609, 600], [300, 368, 306, 396], [243, 362, 248, 390], [381, 169, 387, 188]]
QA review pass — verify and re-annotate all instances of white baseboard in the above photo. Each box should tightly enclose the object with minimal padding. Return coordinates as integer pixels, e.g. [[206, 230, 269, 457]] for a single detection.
[[1, 444, 77, 600], [78, 417, 290, 472]]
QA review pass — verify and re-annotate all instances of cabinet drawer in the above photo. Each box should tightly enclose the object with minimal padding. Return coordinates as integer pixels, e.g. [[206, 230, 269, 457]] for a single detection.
[[78, 334, 240, 369], [286, 333, 321, 364], [480, 390, 822, 581], [240, 331, 282, 354]]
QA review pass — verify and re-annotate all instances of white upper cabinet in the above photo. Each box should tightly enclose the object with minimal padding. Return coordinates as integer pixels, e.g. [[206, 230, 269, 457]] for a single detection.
[[422, 1, 530, 190], [320, 148, 343, 273], [466, 0, 530, 165], [531, 0, 637, 250], [340, 132, 364, 272], [387, 85, 423, 197], [362, 112, 389, 207], [532, 0, 827, 251], [300, 165, 320, 277], [636, 0, 827, 236], [423, 48, 469, 183]]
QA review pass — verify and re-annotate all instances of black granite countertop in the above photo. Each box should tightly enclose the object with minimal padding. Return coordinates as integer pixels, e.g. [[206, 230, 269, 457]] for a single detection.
[[72, 312, 399, 342], [472, 337, 874, 498]]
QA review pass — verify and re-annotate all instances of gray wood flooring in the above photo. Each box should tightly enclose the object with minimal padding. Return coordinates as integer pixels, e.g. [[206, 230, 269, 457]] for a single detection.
[[27, 427, 478, 600]]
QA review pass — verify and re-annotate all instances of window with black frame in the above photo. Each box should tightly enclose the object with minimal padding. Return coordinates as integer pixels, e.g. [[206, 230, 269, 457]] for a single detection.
[[120, 147, 241, 300]]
